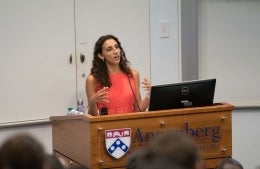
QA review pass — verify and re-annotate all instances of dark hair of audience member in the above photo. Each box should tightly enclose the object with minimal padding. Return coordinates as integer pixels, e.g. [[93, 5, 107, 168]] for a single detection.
[[126, 131, 201, 169], [0, 133, 45, 169], [68, 166, 89, 169], [151, 131, 200, 169], [215, 158, 243, 169], [126, 148, 186, 169], [45, 154, 64, 169]]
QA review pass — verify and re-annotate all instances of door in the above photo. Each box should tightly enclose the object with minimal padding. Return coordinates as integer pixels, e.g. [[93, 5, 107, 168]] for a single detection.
[[0, 0, 76, 123]]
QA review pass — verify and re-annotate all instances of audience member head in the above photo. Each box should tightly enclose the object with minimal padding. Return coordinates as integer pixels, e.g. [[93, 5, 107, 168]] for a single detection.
[[68, 166, 89, 169], [126, 131, 201, 169], [150, 131, 201, 169], [215, 158, 243, 169], [126, 148, 186, 169], [44, 154, 64, 169], [0, 133, 45, 169]]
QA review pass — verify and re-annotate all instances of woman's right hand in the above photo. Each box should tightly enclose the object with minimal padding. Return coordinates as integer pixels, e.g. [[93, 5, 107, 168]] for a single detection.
[[90, 87, 109, 104]]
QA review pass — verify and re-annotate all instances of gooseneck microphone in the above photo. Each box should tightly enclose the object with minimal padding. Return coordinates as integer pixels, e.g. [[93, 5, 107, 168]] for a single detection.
[[100, 106, 108, 115], [127, 74, 142, 112]]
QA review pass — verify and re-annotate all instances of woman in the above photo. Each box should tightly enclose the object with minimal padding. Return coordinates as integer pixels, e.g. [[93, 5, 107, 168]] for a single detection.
[[85, 35, 151, 116]]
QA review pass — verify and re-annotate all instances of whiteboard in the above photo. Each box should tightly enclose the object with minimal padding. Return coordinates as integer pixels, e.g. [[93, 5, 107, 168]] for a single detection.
[[198, 0, 260, 107]]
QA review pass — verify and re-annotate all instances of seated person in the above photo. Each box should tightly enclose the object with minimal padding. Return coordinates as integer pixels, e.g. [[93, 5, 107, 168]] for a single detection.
[[126, 131, 204, 169], [215, 158, 243, 169], [0, 133, 46, 169]]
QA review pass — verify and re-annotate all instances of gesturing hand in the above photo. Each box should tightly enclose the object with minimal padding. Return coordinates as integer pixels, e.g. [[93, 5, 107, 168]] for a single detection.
[[91, 87, 109, 103], [142, 77, 151, 98]]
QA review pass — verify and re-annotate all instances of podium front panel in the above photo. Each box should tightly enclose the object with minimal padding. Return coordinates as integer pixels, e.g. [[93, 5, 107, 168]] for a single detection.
[[90, 110, 231, 168], [51, 103, 233, 169]]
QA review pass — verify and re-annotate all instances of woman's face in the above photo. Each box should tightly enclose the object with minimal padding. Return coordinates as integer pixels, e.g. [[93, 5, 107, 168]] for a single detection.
[[99, 38, 121, 65]]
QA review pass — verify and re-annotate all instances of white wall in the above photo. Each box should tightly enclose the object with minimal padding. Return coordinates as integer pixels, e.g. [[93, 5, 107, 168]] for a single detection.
[[198, 0, 260, 107], [232, 109, 260, 169], [197, 1, 260, 169], [150, 0, 180, 85], [0, 124, 53, 153]]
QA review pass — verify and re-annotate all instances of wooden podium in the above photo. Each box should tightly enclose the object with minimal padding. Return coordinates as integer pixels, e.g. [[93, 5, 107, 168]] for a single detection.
[[50, 102, 233, 169]]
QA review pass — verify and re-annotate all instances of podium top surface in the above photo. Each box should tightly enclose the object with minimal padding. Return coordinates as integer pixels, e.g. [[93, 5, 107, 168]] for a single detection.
[[50, 102, 233, 123]]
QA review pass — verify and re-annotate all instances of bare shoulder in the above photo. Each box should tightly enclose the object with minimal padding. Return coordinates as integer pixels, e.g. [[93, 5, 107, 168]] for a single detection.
[[131, 69, 140, 79], [86, 74, 97, 85], [85, 74, 97, 96], [86, 74, 94, 81], [131, 69, 140, 85]]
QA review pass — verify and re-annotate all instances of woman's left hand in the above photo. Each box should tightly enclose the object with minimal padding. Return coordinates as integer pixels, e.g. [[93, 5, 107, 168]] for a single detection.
[[141, 77, 151, 98]]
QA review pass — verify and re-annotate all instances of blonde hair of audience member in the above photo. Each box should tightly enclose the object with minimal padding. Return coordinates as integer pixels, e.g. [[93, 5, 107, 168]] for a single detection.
[[0, 133, 46, 169], [215, 158, 243, 169]]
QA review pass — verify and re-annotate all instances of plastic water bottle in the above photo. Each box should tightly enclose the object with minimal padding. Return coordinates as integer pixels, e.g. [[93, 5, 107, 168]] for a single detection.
[[67, 107, 82, 115], [67, 107, 73, 115], [77, 99, 85, 113]]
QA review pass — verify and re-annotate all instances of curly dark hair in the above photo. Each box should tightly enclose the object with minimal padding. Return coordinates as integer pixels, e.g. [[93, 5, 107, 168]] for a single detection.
[[91, 34, 132, 87]]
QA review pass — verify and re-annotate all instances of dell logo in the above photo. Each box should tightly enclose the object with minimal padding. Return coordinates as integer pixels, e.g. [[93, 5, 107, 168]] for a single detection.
[[181, 86, 189, 95]]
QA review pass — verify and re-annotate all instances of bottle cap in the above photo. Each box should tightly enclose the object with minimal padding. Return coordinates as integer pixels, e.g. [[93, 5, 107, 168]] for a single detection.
[[77, 99, 83, 104], [68, 107, 73, 111]]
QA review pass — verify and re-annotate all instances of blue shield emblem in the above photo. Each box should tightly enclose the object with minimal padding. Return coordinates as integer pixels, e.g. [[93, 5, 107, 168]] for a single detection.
[[105, 128, 131, 159]]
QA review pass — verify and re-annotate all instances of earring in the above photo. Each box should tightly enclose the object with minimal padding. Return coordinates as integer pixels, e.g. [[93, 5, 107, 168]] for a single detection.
[[100, 57, 104, 62]]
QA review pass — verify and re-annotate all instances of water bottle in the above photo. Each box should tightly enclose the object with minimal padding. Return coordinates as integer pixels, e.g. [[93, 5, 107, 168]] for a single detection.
[[67, 107, 73, 115], [67, 107, 82, 115], [77, 99, 85, 113]]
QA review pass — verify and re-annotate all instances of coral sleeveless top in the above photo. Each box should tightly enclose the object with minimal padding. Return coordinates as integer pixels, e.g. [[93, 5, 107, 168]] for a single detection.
[[97, 72, 136, 115]]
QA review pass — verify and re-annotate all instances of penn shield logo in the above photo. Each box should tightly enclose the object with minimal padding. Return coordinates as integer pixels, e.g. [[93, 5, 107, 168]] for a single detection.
[[105, 128, 131, 159]]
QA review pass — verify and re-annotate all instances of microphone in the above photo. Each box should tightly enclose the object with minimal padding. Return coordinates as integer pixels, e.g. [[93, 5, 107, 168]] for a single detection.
[[127, 75, 142, 112], [100, 106, 108, 115]]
